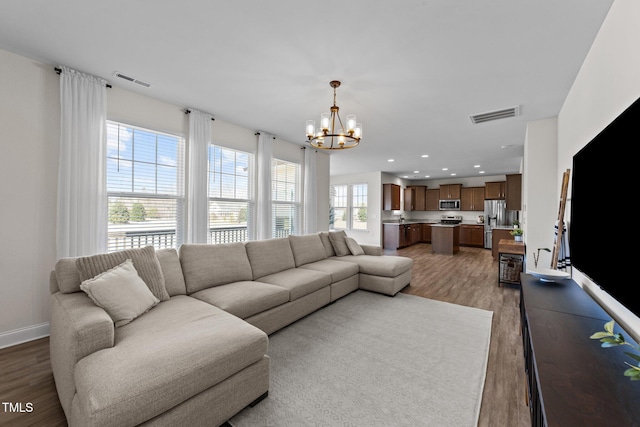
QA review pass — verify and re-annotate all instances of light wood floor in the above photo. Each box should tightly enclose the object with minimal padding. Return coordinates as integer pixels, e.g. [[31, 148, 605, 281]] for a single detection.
[[0, 243, 529, 426]]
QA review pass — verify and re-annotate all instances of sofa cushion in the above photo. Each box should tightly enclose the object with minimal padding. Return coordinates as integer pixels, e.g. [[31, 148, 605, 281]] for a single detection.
[[288, 234, 327, 267], [191, 281, 289, 319], [257, 268, 331, 301], [334, 254, 413, 278], [318, 232, 336, 257], [245, 238, 296, 280], [76, 246, 170, 301], [328, 230, 351, 256], [73, 296, 268, 427], [299, 259, 359, 283], [179, 243, 253, 294], [55, 257, 83, 294], [345, 237, 365, 256], [80, 259, 159, 327], [156, 248, 187, 296]]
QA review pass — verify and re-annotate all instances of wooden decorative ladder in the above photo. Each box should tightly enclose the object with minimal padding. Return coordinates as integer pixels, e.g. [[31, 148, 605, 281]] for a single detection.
[[551, 169, 570, 269]]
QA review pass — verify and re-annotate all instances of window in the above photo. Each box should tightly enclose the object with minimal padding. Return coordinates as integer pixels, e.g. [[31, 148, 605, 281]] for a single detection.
[[272, 159, 300, 238], [208, 145, 254, 243], [330, 183, 368, 230], [106, 122, 185, 252], [330, 185, 347, 229], [351, 184, 368, 230]]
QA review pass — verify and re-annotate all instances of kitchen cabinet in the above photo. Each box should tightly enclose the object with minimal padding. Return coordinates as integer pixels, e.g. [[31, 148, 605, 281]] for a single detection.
[[383, 222, 426, 249], [422, 223, 432, 242], [506, 174, 522, 211], [408, 224, 421, 245], [383, 184, 401, 210], [404, 186, 426, 211], [485, 181, 506, 200], [425, 189, 440, 211], [431, 225, 460, 254], [460, 187, 485, 211], [439, 184, 462, 200], [460, 224, 484, 247]]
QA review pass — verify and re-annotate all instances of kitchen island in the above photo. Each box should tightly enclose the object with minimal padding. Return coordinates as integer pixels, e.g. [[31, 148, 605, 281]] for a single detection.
[[431, 224, 460, 254]]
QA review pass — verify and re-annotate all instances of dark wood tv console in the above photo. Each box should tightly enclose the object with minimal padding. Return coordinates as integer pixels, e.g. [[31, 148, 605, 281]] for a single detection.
[[520, 273, 640, 426]]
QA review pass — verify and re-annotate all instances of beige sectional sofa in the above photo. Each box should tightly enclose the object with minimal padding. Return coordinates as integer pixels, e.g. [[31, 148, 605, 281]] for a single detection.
[[49, 231, 413, 426]]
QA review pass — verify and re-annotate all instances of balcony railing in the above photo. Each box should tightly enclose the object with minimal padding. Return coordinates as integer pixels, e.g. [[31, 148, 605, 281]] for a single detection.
[[107, 225, 294, 252]]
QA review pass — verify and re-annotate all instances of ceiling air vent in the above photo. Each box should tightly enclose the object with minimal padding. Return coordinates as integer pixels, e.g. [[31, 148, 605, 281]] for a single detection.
[[114, 71, 151, 88], [469, 106, 520, 124]]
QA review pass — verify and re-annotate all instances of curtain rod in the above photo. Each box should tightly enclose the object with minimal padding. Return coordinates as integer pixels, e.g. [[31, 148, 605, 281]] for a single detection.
[[54, 67, 112, 88], [184, 110, 215, 121]]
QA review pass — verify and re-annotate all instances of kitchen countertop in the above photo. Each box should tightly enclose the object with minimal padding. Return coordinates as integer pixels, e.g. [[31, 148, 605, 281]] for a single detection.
[[383, 220, 484, 226]]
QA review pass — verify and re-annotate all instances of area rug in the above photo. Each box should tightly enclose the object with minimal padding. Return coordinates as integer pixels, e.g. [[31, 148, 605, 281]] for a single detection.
[[229, 290, 493, 427]]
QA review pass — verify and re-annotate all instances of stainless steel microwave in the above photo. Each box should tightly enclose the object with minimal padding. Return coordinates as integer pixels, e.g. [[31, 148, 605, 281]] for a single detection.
[[439, 199, 460, 210]]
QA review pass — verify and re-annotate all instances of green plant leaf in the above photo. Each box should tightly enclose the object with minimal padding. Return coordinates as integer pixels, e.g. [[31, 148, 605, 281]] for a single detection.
[[614, 333, 626, 344], [623, 367, 640, 377], [590, 332, 612, 339], [604, 320, 615, 335], [624, 352, 640, 363]]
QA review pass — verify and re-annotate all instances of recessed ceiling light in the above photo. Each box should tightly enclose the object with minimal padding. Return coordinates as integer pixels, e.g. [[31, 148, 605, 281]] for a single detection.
[[450, 173, 456, 176], [474, 165, 480, 168], [442, 168, 448, 171], [424, 175, 430, 178], [388, 159, 394, 162], [479, 171, 485, 174], [421, 154, 429, 158], [501, 144, 514, 149], [402, 175, 409, 178], [413, 171, 419, 173]]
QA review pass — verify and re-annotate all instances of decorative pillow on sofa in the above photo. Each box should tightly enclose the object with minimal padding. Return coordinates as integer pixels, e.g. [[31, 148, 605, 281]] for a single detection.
[[80, 259, 160, 327], [76, 246, 170, 301], [345, 237, 365, 256], [328, 230, 351, 257]]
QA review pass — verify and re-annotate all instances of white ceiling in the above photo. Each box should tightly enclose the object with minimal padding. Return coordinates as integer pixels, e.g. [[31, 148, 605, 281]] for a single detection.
[[0, 0, 612, 179]]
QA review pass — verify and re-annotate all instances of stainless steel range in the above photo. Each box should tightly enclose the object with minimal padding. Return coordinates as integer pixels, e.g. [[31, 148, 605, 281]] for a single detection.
[[440, 215, 463, 224]]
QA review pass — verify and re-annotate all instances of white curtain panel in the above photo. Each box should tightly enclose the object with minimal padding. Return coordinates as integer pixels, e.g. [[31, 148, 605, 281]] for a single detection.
[[303, 148, 318, 234], [57, 66, 108, 258], [186, 109, 213, 243], [256, 132, 273, 240]]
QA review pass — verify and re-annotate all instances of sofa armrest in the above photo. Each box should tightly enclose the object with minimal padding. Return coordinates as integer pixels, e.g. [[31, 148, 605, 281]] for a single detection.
[[50, 292, 115, 413], [360, 245, 382, 256]]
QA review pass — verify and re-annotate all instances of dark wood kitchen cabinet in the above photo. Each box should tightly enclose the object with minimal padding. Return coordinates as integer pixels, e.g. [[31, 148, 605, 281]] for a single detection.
[[383, 184, 401, 210], [459, 224, 484, 247], [439, 184, 461, 200], [425, 189, 440, 211], [460, 187, 485, 211], [485, 181, 506, 200], [422, 223, 432, 243], [492, 228, 514, 260], [404, 186, 426, 211], [506, 174, 522, 211]]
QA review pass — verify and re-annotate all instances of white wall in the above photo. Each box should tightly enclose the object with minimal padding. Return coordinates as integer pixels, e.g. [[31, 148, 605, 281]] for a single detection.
[[0, 50, 60, 348], [523, 117, 558, 269], [556, 0, 640, 340], [0, 48, 330, 348]]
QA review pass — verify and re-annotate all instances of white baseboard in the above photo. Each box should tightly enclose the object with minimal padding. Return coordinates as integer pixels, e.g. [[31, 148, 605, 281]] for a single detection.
[[0, 322, 50, 350]]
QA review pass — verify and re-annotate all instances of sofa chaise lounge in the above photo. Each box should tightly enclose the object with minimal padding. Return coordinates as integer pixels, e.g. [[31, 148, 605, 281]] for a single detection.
[[49, 231, 413, 426]]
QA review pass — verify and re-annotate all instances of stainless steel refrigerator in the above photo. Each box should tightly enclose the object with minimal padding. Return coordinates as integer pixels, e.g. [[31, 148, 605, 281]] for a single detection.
[[484, 200, 518, 249]]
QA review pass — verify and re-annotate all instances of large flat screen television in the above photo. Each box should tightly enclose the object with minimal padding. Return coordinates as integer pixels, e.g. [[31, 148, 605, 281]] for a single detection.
[[570, 96, 639, 317]]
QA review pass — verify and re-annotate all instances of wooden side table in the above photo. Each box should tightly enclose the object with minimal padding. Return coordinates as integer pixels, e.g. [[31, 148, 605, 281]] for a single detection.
[[498, 239, 525, 286]]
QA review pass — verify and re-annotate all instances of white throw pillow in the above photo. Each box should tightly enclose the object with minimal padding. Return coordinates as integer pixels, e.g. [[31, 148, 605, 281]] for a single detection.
[[345, 237, 365, 256], [80, 259, 160, 327]]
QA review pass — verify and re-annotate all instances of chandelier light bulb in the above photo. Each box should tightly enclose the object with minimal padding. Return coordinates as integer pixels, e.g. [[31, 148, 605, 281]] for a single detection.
[[306, 120, 315, 138]]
